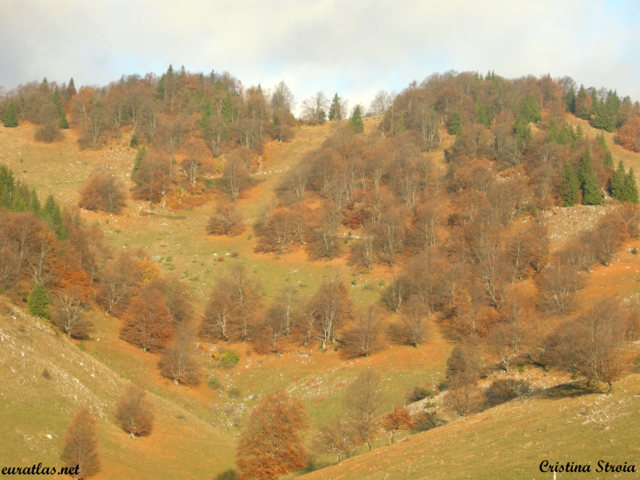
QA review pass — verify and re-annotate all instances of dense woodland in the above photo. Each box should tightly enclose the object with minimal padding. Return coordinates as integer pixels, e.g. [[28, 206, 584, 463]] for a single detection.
[[2, 69, 640, 479]]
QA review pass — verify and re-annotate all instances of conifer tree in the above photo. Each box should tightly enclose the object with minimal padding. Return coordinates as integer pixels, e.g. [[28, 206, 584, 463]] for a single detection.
[[29, 188, 41, 215], [329, 93, 344, 121], [43, 195, 67, 240], [131, 146, 146, 177], [28, 283, 50, 319], [11, 184, 28, 212], [512, 114, 531, 147], [447, 111, 463, 135], [577, 149, 601, 204], [476, 100, 492, 128], [520, 93, 541, 123], [0, 164, 15, 207], [560, 162, 580, 206], [610, 161, 626, 200], [2, 100, 18, 127], [565, 85, 576, 113], [623, 168, 639, 204], [575, 85, 591, 120], [349, 105, 364, 133], [52, 89, 69, 129]]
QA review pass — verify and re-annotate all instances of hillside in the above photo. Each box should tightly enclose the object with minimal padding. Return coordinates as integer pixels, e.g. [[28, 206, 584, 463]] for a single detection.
[[2, 70, 640, 480]]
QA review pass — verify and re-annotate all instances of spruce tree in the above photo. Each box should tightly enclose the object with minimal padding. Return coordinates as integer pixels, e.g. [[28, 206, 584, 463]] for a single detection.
[[575, 85, 591, 120], [610, 161, 626, 200], [520, 93, 541, 123], [11, 184, 28, 212], [43, 195, 66, 240], [623, 168, 639, 204], [0, 164, 15, 207], [447, 111, 463, 135], [52, 89, 69, 129], [28, 283, 50, 319], [565, 85, 576, 113], [349, 105, 364, 134], [328, 93, 344, 121], [577, 149, 602, 205], [513, 114, 531, 147], [560, 162, 580, 206], [2, 101, 18, 127]]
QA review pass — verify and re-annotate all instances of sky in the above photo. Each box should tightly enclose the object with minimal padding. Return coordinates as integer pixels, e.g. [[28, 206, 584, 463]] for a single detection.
[[1, 0, 639, 115]]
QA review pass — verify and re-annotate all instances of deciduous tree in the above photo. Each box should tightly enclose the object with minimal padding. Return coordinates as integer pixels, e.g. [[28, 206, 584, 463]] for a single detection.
[[61, 408, 101, 478], [115, 384, 154, 437]]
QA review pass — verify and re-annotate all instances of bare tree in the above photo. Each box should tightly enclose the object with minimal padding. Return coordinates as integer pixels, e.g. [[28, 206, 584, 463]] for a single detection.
[[343, 370, 384, 451]]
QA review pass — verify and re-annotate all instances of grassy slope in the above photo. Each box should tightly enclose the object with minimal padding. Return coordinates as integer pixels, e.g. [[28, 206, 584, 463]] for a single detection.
[[0, 298, 235, 480], [2, 115, 640, 479], [300, 372, 640, 480]]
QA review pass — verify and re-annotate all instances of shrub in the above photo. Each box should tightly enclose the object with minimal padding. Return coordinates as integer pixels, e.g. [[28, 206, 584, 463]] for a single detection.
[[485, 379, 531, 408], [208, 377, 222, 390], [406, 386, 433, 403], [219, 350, 240, 369]]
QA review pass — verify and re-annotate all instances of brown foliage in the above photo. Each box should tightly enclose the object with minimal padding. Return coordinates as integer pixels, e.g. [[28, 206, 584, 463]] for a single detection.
[[61, 408, 101, 478], [221, 151, 251, 202], [382, 406, 414, 444], [545, 298, 636, 391], [120, 284, 174, 352], [343, 370, 384, 450], [236, 391, 308, 480], [158, 327, 201, 386], [96, 251, 144, 315], [536, 262, 585, 313], [312, 417, 359, 462], [79, 173, 126, 214], [307, 278, 352, 350], [342, 306, 383, 358], [615, 114, 640, 152], [51, 287, 92, 339], [389, 296, 430, 347], [255, 205, 308, 254], [207, 199, 245, 236], [115, 384, 154, 437]]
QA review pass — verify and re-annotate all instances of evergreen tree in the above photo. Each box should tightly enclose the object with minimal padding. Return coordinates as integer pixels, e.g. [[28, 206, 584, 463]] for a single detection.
[[560, 162, 580, 206], [0, 164, 15, 208], [43, 195, 66, 240], [546, 116, 558, 143], [447, 111, 463, 135], [28, 283, 50, 319], [520, 93, 541, 123], [575, 85, 591, 120], [577, 149, 602, 205], [52, 89, 69, 129], [2, 100, 18, 127], [610, 161, 626, 200], [328, 93, 344, 121], [476, 100, 492, 128], [11, 183, 28, 211], [131, 146, 146, 177], [565, 85, 576, 113], [29, 188, 41, 216], [349, 105, 364, 133], [512, 114, 531, 147], [623, 168, 639, 204], [591, 97, 616, 132]]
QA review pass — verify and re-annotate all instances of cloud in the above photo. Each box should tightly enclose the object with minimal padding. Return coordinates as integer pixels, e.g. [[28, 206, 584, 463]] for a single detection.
[[1, 0, 638, 111]]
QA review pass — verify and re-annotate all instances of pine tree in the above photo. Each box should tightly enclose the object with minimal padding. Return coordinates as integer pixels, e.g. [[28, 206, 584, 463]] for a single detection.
[[11, 183, 28, 212], [565, 85, 576, 113], [610, 161, 626, 200], [61, 409, 101, 479], [582, 171, 602, 205], [575, 85, 591, 120], [2, 100, 18, 127], [476, 100, 492, 128], [328, 93, 344, 121], [512, 114, 531, 147], [0, 165, 15, 208], [28, 283, 50, 319], [349, 105, 364, 134], [52, 89, 69, 129], [447, 111, 463, 135], [576, 148, 592, 186], [623, 168, 639, 204], [560, 162, 580, 206]]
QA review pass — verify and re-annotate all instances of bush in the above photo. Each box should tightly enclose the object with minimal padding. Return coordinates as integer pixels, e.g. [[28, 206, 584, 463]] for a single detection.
[[485, 379, 531, 408], [208, 377, 222, 390], [214, 470, 239, 480], [406, 386, 433, 403], [219, 350, 240, 369], [228, 387, 241, 398]]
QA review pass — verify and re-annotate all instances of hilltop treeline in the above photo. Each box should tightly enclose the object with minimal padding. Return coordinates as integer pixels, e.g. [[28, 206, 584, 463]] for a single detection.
[[0, 66, 296, 156]]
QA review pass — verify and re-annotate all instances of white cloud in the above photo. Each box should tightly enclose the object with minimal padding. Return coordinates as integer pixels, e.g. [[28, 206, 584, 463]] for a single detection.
[[1, 0, 639, 111]]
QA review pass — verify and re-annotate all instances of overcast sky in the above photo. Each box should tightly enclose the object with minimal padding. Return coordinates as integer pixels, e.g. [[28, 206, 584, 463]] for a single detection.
[[1, 0, 639, 114]]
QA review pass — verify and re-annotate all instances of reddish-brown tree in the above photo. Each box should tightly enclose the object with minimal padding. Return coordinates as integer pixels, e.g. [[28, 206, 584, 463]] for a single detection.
[[207, 200, 245, 236], [158, 327, 201, 386], [61, 408, 101, 479], [236, 391, 308, 480], [382, 406, 414, 444], [120, 285, 173, 352], [115, 384, 154, 437], [79, 172, 126, 214]]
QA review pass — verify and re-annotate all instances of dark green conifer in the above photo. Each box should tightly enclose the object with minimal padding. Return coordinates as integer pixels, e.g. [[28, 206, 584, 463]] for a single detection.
[[623, 168, 639, 204], [43, 195, 66, 240], [447, 111, 463, 135], [349, 105, 364, 134], [29, 188, 41, 215], [560, 162, 580, 206], [11, 184, 28, 211], [28, 283, 50, 319], [577, 149, 602, 205], [131, 146, 146, 177], [2, 101, 18, 127], [520, 93, 541, 123], [610, 161, 626, 200], [328, 93, 344, 121]]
